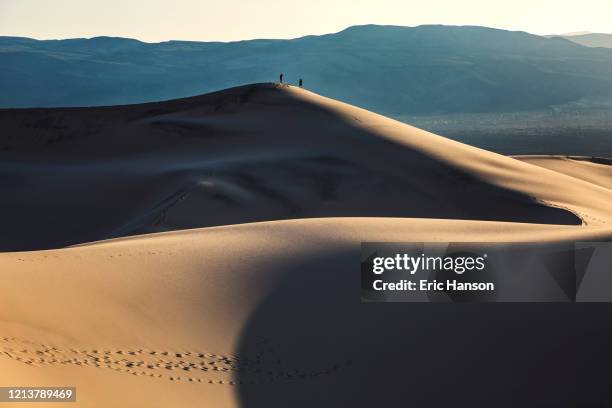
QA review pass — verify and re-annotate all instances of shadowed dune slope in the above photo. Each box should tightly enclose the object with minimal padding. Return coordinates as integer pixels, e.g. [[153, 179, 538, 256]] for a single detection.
[[2, 83, 612, 251]]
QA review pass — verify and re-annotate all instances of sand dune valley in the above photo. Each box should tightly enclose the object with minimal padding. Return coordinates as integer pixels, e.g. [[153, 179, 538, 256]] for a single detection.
[[1, 83, 612, 407]]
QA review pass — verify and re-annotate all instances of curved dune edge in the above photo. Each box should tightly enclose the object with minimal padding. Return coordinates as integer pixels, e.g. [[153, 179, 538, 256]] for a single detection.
[[512, 155, 612, 225]]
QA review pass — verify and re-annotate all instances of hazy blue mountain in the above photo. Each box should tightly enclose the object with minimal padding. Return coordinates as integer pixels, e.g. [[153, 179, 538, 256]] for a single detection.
[[552, 33, 612, 49], [2, 25, 612, 114]]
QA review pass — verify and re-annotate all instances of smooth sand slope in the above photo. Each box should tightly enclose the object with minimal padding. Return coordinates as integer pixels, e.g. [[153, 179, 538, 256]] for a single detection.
[[1, 84, 612, 407]]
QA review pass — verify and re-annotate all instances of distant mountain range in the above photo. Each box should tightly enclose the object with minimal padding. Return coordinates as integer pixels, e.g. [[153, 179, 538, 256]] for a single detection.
[[548, 33, 612, 49], [2, 25, 612, 114]]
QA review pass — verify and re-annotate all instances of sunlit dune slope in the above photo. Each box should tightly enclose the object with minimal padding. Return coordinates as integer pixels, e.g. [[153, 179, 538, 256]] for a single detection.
[[515, 155, 612, 191]]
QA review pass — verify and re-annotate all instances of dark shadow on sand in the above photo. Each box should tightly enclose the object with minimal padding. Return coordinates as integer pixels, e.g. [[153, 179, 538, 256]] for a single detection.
[[235, 244, 612, 407]]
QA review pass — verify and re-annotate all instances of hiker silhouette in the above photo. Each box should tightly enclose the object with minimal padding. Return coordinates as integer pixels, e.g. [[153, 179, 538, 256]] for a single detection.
[[279, 73, 284, 84], [299, 78, 303, 87]]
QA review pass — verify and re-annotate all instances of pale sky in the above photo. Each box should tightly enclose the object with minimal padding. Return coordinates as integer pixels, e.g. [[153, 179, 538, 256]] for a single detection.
[[0, 0, 610, 42]]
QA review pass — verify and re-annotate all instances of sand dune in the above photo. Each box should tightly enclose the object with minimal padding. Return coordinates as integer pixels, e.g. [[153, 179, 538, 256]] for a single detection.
[[3, 83, 612, 251], [2, 84, 612, 407], [3, 218, 612, 407]]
